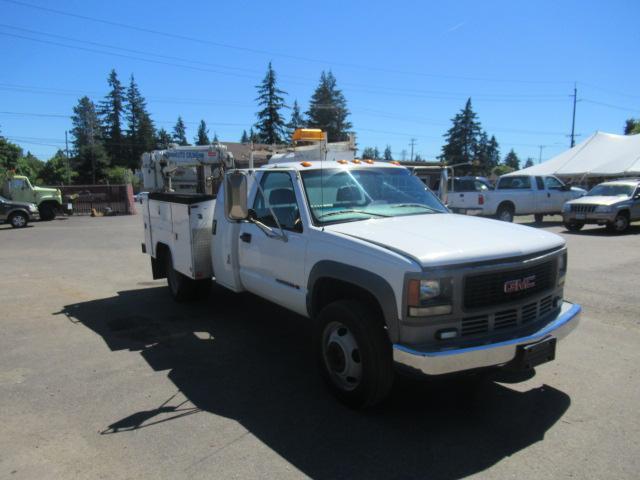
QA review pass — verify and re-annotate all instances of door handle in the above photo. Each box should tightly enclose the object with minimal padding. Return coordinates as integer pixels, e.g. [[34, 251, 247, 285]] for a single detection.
[[240, 232, 252, 243], [547, 193, 551, 198]]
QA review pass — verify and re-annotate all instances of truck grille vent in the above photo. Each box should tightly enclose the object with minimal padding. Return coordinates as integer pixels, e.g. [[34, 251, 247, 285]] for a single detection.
[[522, 302, 538, 323], [539, 296, 554, 316], [570, 204, 596, 213], [494, 309, 518, 329], [464, 260, 556, 309], [460, 295, 558, 338], [461, 315, 489, 336]]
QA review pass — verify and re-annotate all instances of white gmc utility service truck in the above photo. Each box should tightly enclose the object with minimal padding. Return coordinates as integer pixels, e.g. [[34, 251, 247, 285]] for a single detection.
[[140, 129, 581, 407]]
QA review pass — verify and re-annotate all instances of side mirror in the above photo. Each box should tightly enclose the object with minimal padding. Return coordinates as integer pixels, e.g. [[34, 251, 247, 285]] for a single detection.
[[224, 171, 249, 221]]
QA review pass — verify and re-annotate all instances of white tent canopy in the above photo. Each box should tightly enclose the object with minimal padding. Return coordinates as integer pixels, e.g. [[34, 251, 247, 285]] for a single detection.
[[506, 132, 640, 178]]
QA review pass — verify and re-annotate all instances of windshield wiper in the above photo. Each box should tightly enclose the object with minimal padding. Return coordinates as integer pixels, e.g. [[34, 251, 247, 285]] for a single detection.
[[391, 203, 439, 212], [318, 209, 390, 219]]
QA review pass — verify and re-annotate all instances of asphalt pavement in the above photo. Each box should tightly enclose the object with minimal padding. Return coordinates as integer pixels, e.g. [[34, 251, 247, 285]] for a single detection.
[[0, 215, 638, 479]]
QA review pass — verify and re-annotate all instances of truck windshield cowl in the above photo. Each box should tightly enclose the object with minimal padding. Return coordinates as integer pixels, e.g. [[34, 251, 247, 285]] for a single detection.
[[300, 168, 448, 225]]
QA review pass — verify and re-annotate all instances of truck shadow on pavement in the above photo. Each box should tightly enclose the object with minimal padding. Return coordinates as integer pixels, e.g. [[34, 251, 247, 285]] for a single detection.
[[58, 284, 570, 480]]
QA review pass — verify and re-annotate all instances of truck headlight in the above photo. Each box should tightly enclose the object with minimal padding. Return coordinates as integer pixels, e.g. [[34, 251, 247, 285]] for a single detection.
[[29, 205, 38, 212], [595, 205, 612, 213], [407, 278, 453, 317], [562, 203, 571, 213]]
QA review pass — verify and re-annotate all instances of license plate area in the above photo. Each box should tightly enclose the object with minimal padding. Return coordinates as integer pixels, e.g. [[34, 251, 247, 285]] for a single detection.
[[575, 213, 586, 220], [511, 337, 556, 370]]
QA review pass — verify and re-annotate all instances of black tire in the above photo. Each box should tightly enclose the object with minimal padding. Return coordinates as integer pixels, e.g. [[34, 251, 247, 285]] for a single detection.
[[607, 212, 630, 234], [534, 214, 544, 224], [38, 204, 56, 221], [165, 251, 206, 302], [496, 203, 514, 222], [9, 211, 29, 228], [315, 300, 394, 408], [564, 222, 584, 232]]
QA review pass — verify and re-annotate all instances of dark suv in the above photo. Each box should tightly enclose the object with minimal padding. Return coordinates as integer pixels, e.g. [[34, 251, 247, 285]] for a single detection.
[[0, 195, 38, 228]]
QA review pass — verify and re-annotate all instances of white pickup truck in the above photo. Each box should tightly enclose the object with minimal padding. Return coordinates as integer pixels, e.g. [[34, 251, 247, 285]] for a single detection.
[[480, 174, 586, 222], [141, 156, 581, 407]]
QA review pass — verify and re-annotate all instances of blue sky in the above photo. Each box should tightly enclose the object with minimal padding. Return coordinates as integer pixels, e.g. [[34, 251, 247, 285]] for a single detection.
[[1, 0, 639, 164]]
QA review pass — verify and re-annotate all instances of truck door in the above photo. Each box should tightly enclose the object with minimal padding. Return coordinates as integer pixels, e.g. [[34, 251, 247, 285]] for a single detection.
[[535, 176, 553, 213], [237, 171, 308, 316], [544, 176, 569, 212]]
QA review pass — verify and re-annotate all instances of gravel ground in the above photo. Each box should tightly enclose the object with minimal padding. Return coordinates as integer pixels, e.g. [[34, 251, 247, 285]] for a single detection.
[[0, 214, 638, 480]]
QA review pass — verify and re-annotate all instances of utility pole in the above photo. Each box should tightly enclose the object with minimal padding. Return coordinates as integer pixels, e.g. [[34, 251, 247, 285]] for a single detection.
[[570, 83, 577, 148], [65, 130, 71, 184], [400, 149, 407, 161], [409, 138, 417, 162], [538, 145, 545, 164]]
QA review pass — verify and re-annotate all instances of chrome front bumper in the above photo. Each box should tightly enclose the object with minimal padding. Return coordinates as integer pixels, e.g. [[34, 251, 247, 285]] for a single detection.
[[393, 301, 581, 375]]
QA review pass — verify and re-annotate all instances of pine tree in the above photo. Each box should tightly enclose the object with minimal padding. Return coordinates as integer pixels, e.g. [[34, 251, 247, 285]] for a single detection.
[[249, 127, 259, 143], [306, 71, 352, 142], [361, 147, 376, 159], [414, 153, 423, 162], [439, 98, 482, 167], [286, 100, 305, 141], [155, 128, 172, 149], [99, 69, 126, 167], [195, 120, 209, 145], [240, 130, 249, 144], [486, 135, 500, 169], [172, 116, 188, 146], [125, 75, 155, 169], [373, 147, 381, 160], [212, 132, 219, 142], [383, 145, 393, 161], [524, 157, 535, 168], [624, 118, 640, 135], [70, 96, 109, 183], [504, 149, 520, 170], [254, 62, 287, 144]]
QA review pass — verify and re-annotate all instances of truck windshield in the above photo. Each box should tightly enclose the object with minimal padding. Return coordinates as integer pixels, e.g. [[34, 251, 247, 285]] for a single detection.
[[300, 167, 447, 225], [587, 184, 635, 197]]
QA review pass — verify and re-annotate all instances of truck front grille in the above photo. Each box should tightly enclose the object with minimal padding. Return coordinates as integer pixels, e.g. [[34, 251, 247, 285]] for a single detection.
[[461, 295, 556, 338], [570, 204, 596, 213], [463, 260, 556, 309]]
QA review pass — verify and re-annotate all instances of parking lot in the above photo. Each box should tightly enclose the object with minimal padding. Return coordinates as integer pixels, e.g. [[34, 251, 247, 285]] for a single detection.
[[1, 215, 639, 480]]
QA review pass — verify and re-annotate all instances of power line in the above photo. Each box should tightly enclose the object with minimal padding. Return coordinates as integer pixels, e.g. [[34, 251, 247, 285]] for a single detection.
[[581, 99, 640, 114], [0, 0, 574, 85], [0, 28, 572, 104]]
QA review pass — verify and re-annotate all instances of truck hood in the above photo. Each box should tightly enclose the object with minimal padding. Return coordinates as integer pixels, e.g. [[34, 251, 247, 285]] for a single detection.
[[5, 200, 37, 209], [34, 185, 60, 195], [324, 214, 564, 268], [568, 195, 629, 206]]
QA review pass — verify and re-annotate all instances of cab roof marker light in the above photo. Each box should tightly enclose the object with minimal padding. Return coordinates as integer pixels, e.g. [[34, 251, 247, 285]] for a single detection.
[[337, 159, 348, 164], [365, 159, 375, 164], [300, 161, 312, 167], [390, 161, 401, 165], [352, 159, 361, 164]]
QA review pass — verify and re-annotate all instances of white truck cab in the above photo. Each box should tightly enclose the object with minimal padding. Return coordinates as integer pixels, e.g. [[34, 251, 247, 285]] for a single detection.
[[141, 130, 581, 407], [481, 174, 586, 222]]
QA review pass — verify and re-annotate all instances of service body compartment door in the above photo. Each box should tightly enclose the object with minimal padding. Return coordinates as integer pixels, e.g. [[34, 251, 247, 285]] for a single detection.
[[170, 203, 193, 277]]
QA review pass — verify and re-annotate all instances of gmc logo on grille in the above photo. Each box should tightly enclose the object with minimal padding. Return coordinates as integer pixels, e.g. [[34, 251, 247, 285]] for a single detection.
[[504, 275, 536, 293]]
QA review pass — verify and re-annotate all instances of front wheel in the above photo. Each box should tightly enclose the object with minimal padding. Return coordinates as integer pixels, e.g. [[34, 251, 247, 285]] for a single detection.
[[38, 204, 56, 221], [534, 214, 544, 224], [607, 212, 630, 234], [9, 211, 29, 228], [315, 300, 394, 408], [564, 221, 584, 232]]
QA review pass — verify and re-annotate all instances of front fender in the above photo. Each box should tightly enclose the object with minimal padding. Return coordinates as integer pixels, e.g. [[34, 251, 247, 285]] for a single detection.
[[307, 260, 400, 342]]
